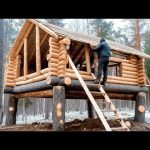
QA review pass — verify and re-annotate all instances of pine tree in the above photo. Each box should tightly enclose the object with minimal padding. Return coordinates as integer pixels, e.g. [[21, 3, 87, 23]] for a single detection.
[[89, 19, 115, 40]]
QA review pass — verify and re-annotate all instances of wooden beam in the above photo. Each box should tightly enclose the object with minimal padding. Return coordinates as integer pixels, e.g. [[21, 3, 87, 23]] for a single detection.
[[14, 90, 53, 98], [4, 77, 149, 94], [85, 45, 91, 73], [15, 23, 34, 56], [36, 26, 41, 75], [24, 38, 28, 80]]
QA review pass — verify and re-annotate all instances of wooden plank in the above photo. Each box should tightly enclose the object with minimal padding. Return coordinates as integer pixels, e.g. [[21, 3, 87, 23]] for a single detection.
[[68, 55, 111, 131], [16, 23, 34, 56], [85, 45, 91, 73], [36, 26, 41, 75], [24, 38, 28, 80]]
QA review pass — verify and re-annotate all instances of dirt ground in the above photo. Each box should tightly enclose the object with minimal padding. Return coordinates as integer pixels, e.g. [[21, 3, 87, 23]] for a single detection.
[[0, 118, 150, 131]]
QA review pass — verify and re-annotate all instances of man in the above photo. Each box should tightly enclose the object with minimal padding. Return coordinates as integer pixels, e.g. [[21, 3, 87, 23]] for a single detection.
[[91, 38, 111, 86]]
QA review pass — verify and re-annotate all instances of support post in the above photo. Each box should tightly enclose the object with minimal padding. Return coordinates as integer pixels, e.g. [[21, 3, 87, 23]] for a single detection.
[[134, 92, 146, 123], [36, 26, 41, 75], [24, 38, 28, 80], [87, 100, 94, 118], [52, 86, 65, 131], [5, 95, 18, 125], [85, 45, 91, 73]]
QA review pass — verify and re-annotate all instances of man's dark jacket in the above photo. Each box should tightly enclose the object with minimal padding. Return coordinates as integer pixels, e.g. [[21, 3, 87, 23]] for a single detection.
[[94, 40, 111, 58]]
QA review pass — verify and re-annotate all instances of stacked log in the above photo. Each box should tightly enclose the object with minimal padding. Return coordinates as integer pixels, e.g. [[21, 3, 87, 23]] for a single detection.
[[58, 38, 70, 78], [137, 58, 146, 85], [47, 37, 59, 78], [5, 56, 18, 87], [109, 56, 139, 85]]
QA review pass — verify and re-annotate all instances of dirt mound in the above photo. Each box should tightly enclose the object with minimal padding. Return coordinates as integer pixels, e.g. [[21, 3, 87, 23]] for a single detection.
[[0, 118, 150, 131]]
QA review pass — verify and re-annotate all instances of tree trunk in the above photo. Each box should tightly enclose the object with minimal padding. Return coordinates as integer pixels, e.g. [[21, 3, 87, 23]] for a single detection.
[[52, 86, 65, 131], [45, 98, 50, 119], [0, 19, 4, 124], [5, 95, 18, 125], [134, 92, 146, 123]]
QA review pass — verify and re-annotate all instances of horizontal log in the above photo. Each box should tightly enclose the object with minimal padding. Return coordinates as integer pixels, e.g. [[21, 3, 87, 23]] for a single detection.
[[4, 77, 149, 94], [122, 74, 138, 79], [138, 70, 145, 74], [7, 75, 15, 80], [48, 62, 58, 68], [48, 72, 58, 76], [7, 71, 14, 75], [108, 76, 138, 82], [47, 53, 59, 61], [59, 54, 67, 60], [27, 72, 38, 79], [122, 70, 138, 76], [49, 58, 59, 63], [66, 68, 91, 75], [6, 79, 14, 83], [58, 69, 65, 75], [59, 38, 71, 45], [49, 37, 59, 43], [138, 73, 144, 77], [7, 67, 14, 71], [50, 42, 59, 47], [49, 48, 60, 54], [40, 68, 49, 74], [122, 66, 138, 72], [58, 60, 67, 65], [122, 62, 137, 68], [107, 79, 138, 85], [129, 61, 137, 65], [50, 45, 59, 50], [5, 82, 15, 87], [65, 72, 94, 80], [109, 57, 129, 63], [13, 90, 135, 100], [138, 76, 145, 81], [59, 50, 67, 56], [66, 91, 135, 100], [14, 90, 53, 98], [58, 65, 66, 70], [50, 67, 58, 73]]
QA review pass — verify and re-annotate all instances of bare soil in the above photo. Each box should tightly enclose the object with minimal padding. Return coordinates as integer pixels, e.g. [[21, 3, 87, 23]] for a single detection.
[[0, 118, 150, 131]]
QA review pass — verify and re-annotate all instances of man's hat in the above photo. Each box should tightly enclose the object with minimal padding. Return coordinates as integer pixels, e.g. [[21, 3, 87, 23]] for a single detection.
[[100, 38, 105, 42]]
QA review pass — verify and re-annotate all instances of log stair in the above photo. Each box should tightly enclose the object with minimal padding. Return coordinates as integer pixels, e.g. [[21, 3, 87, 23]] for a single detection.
[[68, 55, 130, 131]]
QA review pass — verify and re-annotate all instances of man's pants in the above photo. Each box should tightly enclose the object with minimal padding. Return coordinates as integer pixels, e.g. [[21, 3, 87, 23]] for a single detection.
[[97, 57, 109, 82]]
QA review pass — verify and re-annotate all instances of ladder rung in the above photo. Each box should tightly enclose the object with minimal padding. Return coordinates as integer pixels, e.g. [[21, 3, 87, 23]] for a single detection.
[[111, 127, 128, 131]]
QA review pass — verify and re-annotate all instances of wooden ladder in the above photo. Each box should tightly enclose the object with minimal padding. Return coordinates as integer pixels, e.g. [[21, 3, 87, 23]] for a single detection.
[[68, 55, 130, 131]]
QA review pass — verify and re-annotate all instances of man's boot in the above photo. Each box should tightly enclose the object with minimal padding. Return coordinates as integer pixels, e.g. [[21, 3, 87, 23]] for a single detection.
[[94, 78, 100, 84]]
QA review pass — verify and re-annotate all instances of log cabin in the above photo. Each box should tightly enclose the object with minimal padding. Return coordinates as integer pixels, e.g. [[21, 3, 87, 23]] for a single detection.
[[3, 19, 150, 131]]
